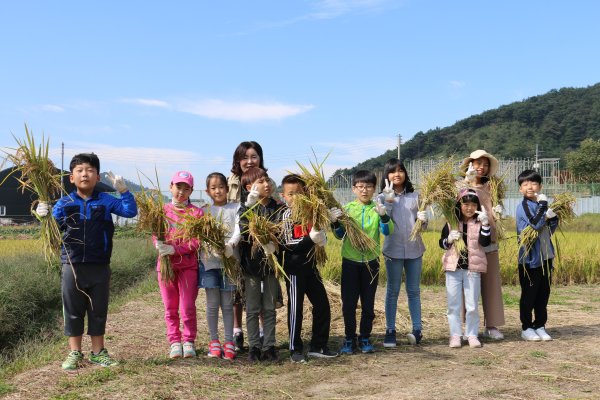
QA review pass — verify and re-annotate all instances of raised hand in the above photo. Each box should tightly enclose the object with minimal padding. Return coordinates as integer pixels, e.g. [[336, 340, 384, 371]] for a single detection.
[[382, 179, 395, 202], [246, 184, 260, 207], [373, 198, 387, 216], [465, 162, 477, 182], [475, 206, 489, 225], [105, 170, 127, 193]]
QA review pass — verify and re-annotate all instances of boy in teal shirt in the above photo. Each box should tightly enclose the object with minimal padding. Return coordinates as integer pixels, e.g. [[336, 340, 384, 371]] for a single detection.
[[328, 170, 394, 354]]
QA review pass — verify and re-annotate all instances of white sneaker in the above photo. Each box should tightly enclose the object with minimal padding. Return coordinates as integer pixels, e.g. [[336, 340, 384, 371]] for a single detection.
[[483, 328, 505, 340], [534, 327, 552, 341], [521, 328, 542, 341]]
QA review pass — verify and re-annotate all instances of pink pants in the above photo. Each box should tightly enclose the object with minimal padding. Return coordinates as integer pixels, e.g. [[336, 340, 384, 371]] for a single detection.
[[158, 268, 199, 344]]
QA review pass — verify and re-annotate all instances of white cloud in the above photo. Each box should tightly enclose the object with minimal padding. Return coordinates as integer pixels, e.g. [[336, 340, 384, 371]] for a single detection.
[[450, 81, 466, 87], [41, 105, 65, 112], [121, 98, 170, 108], [178, 100, 314, 122], [122, 98, 314, 122]]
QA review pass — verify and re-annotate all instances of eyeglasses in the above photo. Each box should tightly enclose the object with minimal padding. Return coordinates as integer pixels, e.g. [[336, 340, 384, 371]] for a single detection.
[[354, 185, 375, 191]]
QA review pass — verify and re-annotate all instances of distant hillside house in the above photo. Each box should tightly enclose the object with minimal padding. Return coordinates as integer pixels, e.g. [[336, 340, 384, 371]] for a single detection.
[[0, 167, 115, 224]]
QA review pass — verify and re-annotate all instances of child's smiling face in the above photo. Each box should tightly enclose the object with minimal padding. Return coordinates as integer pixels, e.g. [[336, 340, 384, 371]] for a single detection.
[[206, 177, 228, 206], [461, 201, 478, 220], [519, 180, 542, 201], [388, 166, 405, 189]]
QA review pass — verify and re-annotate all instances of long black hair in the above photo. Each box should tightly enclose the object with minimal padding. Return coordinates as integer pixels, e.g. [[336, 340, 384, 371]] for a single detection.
[[380, 158, 414, 193], [454, 190, 482, 221], [231, 141, 267, 176]]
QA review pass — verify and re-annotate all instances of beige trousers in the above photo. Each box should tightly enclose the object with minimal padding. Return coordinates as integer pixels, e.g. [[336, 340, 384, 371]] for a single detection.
[[462, 250, 505, 327]]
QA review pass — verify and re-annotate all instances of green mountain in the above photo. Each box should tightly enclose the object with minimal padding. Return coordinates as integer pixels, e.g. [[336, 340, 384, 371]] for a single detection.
[[333, 83, 600, 176]]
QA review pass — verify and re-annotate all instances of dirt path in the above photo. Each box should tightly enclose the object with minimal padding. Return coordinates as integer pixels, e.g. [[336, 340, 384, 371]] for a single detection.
[[4, 282, 600, 400]]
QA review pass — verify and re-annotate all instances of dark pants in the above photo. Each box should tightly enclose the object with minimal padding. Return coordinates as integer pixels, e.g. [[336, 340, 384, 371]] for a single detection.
[[519, 259, 552, 331], [62, 263, 111, 337], [341, 260, 379, 340], [285, 271, 331, 351]]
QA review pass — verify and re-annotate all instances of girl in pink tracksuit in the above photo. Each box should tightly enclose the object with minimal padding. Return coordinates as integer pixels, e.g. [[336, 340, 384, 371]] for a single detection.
[[154, 171, 204, 359], [439, 189, 490, 349]]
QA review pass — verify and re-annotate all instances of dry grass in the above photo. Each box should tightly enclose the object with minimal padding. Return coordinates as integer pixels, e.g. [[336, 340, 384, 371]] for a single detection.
[[488, 168, 512, 242], [0, 123, 64, 270]]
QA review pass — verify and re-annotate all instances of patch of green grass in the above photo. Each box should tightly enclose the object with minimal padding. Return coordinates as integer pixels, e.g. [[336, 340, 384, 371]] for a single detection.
[[0, 380, 16, 396], [530, 350, 547, 358], [58, 368, 118, 389], [580, 306, 594, 310], [51, 393, 85, 400], [502, 292, 520, 308], [468, 358, 492, 366]]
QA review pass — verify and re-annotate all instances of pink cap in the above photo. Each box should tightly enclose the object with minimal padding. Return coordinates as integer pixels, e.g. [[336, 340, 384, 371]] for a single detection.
[[171, 171, 194, 187]]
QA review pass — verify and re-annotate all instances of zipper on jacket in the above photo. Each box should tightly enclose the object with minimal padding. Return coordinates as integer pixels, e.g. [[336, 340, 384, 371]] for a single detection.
[[83, 198, 87, 262]]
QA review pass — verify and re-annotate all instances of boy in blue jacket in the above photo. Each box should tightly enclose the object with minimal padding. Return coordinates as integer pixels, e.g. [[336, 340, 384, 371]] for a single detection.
[[516, 170, 558, 342], [36, 153, 137, 369]]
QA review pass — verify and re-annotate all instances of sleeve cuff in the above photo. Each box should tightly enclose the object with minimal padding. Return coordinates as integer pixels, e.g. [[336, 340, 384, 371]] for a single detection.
[[380, 214, 390, 224]]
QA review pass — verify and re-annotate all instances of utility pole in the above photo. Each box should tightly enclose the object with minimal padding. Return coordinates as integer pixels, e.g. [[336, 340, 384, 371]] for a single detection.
[[61, 142, 65, 196], [398, 134, 402, 161]]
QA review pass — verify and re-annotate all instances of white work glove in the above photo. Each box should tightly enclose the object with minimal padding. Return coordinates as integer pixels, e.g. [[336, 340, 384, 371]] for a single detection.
[[382, 179, 395, 202], [493, 205, 504, 216], [36, 202, 50, 217], [475, 205, 489, 225], [417, 211, 428, 223], [309, 228, 327, 247], [447, 230, 461, 244], [245, 184, 260, 207], [546, 208, 557, 219], [534, 193, 548, 203], [373, 198, 387, 216], [327, 207, 343, 223], [263, 242, 276, 255], [105, 170, 127, 193], [155, 240, 175, 256], [224, 242, 234, 258], [465, 162, 477, 182]]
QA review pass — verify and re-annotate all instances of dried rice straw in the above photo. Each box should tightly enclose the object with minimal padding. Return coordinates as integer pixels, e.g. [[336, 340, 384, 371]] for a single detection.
[[179, 206, 242, 286], [134, 169, 174, 284], [0, 123, 66, 273], [240, 203, 288, 279], [487, 165, 514, 242], [290, 150, 379, 262]]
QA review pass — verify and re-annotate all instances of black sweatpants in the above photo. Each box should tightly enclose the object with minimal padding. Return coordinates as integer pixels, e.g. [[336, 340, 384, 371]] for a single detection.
[[62, 263, 111, 337], [341, 259, 379, 340], [286, 271, 331, 351], [519, 259, 552, 331]]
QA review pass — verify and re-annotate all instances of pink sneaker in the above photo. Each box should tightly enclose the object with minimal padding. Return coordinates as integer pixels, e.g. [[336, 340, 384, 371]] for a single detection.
[[468, 336, 482, 348], [208, 340, 222, 358], [449, 335, 461, 348], [223, 342, 235, 360]]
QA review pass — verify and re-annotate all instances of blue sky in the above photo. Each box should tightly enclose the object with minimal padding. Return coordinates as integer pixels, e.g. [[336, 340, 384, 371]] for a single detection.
[[2, 0, 599, 195]]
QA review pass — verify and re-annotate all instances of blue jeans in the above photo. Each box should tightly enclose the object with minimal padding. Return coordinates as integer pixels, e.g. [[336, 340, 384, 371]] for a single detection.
[[198, 262, 237, 291], [385, 256, 423, 331]]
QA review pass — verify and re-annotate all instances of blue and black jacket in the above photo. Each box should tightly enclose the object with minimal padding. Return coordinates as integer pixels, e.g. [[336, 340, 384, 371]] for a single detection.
[[52, 190, 138, 264]]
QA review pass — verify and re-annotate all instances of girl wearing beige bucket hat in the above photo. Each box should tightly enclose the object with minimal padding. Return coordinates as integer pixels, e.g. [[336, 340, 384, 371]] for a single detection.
[[459, 150, 506, 339]]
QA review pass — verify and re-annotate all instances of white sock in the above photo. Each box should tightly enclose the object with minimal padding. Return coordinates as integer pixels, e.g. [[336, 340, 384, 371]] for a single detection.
[[234, 327, 243, 334], [260, 327, 264, 337]]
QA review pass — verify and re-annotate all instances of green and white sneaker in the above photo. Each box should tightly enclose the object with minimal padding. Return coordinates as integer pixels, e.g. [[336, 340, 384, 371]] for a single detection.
[[89, 348, 120, 367], [62, 350, 84, 370]]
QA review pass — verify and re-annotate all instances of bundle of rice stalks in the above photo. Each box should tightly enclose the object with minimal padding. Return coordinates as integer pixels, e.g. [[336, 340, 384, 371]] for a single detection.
[[518, 192, 577, 259], [487, 167, 514, 242], [1, 124, 65, 271], [241, 204, 288, 279], [179, 207, 241, 285], [134, 172, 174, 284], [410, 156, 466, 254], [291, 150, 379, 261]]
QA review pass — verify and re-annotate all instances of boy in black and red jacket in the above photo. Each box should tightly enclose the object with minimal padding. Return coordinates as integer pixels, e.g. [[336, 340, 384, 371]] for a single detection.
[[278, 174, 338, 363]]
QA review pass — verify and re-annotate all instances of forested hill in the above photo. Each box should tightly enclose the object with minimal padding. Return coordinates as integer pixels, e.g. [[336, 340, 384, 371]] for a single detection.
[[333, 83, 600, 176]]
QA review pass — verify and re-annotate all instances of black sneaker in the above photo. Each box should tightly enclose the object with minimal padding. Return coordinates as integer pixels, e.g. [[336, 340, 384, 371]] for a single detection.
[[263, 346, 282, 364], [407, 330, 423, 345], [234, 332, 244, 351], [290, 350, 306, 363], [247, 347, 261, 365], [383, 329, 397, 347], [307, 346, 338, 358]]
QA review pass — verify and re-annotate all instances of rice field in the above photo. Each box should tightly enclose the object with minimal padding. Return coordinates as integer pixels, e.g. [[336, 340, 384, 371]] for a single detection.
[[320, 230, 600, 285]]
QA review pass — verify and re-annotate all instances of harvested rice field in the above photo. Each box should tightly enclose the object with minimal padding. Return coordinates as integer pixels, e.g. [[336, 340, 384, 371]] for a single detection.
[[3, 277, 600, 400]]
